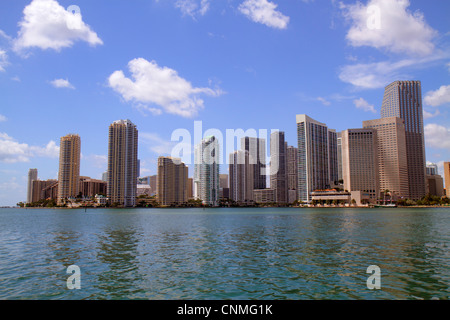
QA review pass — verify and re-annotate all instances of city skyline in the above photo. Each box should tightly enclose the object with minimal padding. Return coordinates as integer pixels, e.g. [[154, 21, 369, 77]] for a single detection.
[[1, 1, 450, 206]]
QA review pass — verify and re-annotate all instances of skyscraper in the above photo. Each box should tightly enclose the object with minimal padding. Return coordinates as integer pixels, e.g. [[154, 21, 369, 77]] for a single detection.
[[157, 157, 188, 206], [296, 114, 332, 202], [107, 120, 138, 207], [229, 150, 254, 204], [287, 146, 298, 203], [57, 134, 81, 205], [241, 137, 267, 190], [341, 129, 379, 200], [381, 80, 426, 200], [270, 131, 287, 204], [194, 136, 220, 206], [363, 117, 409, 199], [27, 168, 38, 204], [337, 132, 343, 183], [328, 129, 339, 186]]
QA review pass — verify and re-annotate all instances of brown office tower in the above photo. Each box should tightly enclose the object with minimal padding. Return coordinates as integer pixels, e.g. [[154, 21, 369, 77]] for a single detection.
[[381, 81, 426, 200], [157, 157, 188, 206], [363, 117, 409, 199]]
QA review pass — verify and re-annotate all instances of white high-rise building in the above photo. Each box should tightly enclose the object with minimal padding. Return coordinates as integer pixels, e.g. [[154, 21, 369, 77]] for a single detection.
[[27, 168, 38, 204], [296, 115, 336, 202], [194, 136, 220, 206]]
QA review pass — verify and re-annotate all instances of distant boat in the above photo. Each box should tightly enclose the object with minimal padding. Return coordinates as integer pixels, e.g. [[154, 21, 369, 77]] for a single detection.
[[374, 203, 397, 208]]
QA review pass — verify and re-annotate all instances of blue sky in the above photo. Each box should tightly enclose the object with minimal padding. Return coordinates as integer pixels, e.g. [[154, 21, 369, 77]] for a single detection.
[[1, 0, 450, 206]]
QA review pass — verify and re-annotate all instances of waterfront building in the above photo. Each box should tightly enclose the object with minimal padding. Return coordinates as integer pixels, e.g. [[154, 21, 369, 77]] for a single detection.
[[241, 137, 267, 190], [337, 133, 343, 183], [157, 157, 189, 206], [187, 178, 194, 199], [328, 129, 339, 186], [107, 120, 138, 207], [229, 150, 254, 204], [444, 162, 450, 198], [341, 128, 379, 200], [287, 146, 298, 204], [296, 115, 334, 202], [57, 134, 81, 205], [27, 168, 38, 204], [79, 177, 107, 199], [31, 179, 58, 203], [194, 136, 220, 206], [253, 189, 275, 204], [363, 117, 409, 200], [270, 131, 288, 204], [426, 174, 444, 197], [381, 80, 426, 200], [426, 163, 439, 176]]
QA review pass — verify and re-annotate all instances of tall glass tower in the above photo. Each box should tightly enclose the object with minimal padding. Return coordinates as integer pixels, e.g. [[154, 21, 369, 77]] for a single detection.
[[194, 136, 220, 206]]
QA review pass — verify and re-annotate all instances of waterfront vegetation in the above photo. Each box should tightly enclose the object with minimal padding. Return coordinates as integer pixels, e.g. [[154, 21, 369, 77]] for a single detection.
[[16, 193, 450, 209]]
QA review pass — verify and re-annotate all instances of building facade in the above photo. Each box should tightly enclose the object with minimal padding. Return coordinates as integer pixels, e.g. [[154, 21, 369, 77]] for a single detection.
[[287, 146, 298, 204], [241, 137, 267, 190], [194, 136, 220, 206], [341, 129, 379, 200], [107, 120, 138, 207], [27, 168, 38, 204], [363, 117, 409, 200], [381, 80, 426, 200], [157, 157, 188, 206], [229, 150, 254, 204], [270, 131, 288, 204], [296, 114, 333, 202], [57, 134, 81, 205]]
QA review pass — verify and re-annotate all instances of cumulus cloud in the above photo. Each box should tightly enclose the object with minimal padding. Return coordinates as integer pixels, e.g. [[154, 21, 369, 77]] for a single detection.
[[424, 85, 450, 107], [425, 124, 450, 150], [353, 97, 376, 113], [0, 133, 59, 163], [238, 0, 289, 30], [341, 0, 437, 56], [13, 0, 102, 53], [108, 58, 223, 118], [0, 114, 7, 122], [140, 132, 179, 155], [423, 109, 440, 120], [50, 78, 75, 89]]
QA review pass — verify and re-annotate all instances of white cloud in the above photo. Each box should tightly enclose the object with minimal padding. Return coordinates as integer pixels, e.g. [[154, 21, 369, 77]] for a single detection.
[[140, 132, 178, 155], [317, 97, 331, 106], [175, 0, 210, 18], [341, 0, 437, 57], [0, 49, 8, 72], [0, 114, 7, 122], [447, 62, 450, 73], [85, 154, 107, 169], [425, 124, 450, 150], [50, 78, 75, 89], [238, 0, 289, 30], [423, 109, 440, 120], [0, 133, 59, 163], [339, 54, 444, 89], [353, 97, 376, 113], [424, 85, 450, 107], [108, 58, 223, 118], [13, 0, 102, 53]]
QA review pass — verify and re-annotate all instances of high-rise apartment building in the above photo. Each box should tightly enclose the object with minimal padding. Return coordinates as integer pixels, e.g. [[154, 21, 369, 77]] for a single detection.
[[444, 162, 450, 197], [328, 130, 339, 186], [341, 129, 379, 200], [27, 168, 38, 204], [426, 163, 439, 176], [287, 146, 298, 203], [194, 136, 220, 206], [241, 137, 267, 190], [296, 115, 333, 202], [57, 134, 81, 205], [363, 117, 409, 199], [337, 133, 343, 183], [381, 80, 426, 200], [107, 120, 138, 207], [157, 157, 188, 206], [270, 131, 288, 204], [229, 150, 254, 204]]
